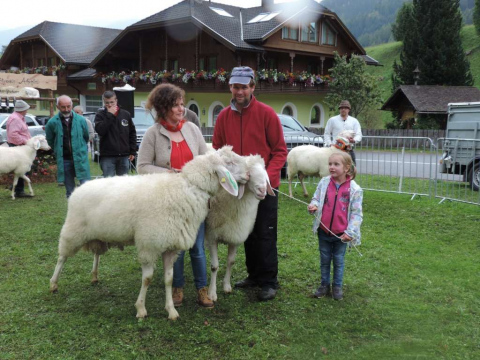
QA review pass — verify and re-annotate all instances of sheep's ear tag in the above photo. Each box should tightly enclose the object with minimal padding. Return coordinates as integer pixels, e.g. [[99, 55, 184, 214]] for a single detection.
[[34, 140, 41, 150], [216, 167, 238, 197]]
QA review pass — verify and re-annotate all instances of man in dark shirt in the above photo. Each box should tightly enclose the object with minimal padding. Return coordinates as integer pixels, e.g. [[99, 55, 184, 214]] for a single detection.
[[94, 91, 137, 177]]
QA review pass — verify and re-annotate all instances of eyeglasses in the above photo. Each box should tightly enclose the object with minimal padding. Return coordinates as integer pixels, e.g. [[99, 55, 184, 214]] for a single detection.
[[104, 100, 117, 105]]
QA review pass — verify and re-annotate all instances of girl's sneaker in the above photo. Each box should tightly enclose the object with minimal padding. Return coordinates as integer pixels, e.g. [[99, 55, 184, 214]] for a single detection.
[[332, 286, 343, 300], [314, 285, 331, 298]]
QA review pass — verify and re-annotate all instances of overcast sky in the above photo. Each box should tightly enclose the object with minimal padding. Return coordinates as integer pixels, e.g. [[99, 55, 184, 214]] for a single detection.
[[0, 0, 315, 31]]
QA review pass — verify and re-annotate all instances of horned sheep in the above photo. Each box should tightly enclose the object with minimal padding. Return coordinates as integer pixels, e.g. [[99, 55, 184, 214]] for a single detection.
[[0, 135, 51, 199], [49, 147, 248, 320]]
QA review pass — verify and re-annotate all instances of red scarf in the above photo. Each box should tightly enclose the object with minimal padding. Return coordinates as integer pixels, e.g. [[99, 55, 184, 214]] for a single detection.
[[161, 119, 185, 132]]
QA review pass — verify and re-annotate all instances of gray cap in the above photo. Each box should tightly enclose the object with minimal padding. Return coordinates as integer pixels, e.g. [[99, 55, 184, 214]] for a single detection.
[[229, 66, 255, 85], [14, 100, 30, 112]]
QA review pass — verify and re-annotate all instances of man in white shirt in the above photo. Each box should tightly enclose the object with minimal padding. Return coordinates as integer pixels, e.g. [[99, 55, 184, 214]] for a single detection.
[[324, 100, 362, 163]]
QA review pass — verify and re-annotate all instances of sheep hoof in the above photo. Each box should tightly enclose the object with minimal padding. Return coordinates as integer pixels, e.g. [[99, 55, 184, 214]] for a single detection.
[[168, 310, 180, 321], [136, 310, 148, 319], [91, 278, 99, 285], [223, 285, 232, 294], [303, 193, 309, 198], [50, 283, 58, 293]]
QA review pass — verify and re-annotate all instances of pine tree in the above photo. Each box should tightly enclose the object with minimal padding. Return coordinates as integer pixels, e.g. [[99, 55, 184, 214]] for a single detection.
[[391, 2, 415, 42], [325, 53, 383, 119], [474, 0, 480, 35], [394, 0, 473, 86]]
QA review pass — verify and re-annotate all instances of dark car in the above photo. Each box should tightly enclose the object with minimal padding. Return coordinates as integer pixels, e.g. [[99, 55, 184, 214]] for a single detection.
[[278, 114, 323, 150], [92, 107, 154, 162]]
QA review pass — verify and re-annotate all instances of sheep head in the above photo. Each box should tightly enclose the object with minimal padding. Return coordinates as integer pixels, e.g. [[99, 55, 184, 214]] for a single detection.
[[182, 151, 239, 197], [215, 145, 250, 198], [246, 155, 274, 200], [27, 135, 51, 151]]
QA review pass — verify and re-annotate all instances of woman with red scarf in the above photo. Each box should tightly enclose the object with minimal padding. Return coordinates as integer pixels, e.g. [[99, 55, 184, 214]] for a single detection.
[[137, 83, 213, 308]]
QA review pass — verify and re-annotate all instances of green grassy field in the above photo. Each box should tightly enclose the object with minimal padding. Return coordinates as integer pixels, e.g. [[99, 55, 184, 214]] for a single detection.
[[1, 177, 479, 359]]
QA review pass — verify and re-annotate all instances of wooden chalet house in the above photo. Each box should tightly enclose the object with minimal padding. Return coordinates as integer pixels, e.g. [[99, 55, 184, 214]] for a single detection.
[[86, 0, 377, 127], [0, 21, 121, 112], [1, 0, 377, 127]]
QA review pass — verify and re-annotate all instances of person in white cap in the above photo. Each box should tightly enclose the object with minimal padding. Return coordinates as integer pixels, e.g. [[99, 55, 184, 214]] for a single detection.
[[6, 100, 33, 198], [323, 100, 362, 163]]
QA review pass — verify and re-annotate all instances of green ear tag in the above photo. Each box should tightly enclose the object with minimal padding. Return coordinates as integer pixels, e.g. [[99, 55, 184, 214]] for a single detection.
[[225, 171, 238, 191]]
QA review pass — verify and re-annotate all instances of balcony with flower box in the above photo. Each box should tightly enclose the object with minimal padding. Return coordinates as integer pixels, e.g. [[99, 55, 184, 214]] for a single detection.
[[96, 68, 332, 94]]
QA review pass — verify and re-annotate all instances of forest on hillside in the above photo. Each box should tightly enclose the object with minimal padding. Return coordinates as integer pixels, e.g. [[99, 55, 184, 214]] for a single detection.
[[321, 0, 475, 46]]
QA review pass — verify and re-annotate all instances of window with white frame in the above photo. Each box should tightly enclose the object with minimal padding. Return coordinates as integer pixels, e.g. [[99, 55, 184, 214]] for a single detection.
[[210, 7, 233, 17], [282, 26, 298, 41], [86, 95, 103, 112], [322, 22, 336, 46], [248, 12, 280, 23], [301, 22, 317, 43]]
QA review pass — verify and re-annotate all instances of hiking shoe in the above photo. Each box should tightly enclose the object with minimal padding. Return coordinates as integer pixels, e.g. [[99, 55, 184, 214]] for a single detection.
[[234, 277, 258, 289], [258, 287, 277, 301], [314, 285, 331, 298], [15, 192, 33, 198], [172, 287, 183, 307], [197, 287, 214, 308], [332, 286, 343, 300]]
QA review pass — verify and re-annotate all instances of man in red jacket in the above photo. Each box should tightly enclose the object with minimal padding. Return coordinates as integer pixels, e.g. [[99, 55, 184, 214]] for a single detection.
[[213, 66, 287, 301]]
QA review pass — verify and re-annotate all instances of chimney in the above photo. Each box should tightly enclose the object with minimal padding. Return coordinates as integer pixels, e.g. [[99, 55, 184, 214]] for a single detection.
[[262, 0, 275, 9]]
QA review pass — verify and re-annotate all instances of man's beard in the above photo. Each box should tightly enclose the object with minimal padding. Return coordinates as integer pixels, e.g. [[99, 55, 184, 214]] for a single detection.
[[61, 111, 71, 117]]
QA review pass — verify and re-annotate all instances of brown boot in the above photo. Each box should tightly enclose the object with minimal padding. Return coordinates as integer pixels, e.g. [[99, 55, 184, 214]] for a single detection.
[[197, 287, 214, 308], [172, 287, 183, 307]]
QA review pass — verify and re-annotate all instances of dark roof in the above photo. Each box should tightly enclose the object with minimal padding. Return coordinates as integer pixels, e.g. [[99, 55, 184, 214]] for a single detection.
[[13, 21, 122, 65], [68, 68, 97, 80], [92, 0, 366, 65], [360, 54, 381, 66], [381, 85, 480, 114]]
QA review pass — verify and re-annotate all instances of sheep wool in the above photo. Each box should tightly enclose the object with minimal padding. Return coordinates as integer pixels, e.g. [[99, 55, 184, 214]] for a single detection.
[[206, 154, 273, 301], [0, 135, 51, 199], [49, 149, 245, 320], [287, 130, 355, 197]]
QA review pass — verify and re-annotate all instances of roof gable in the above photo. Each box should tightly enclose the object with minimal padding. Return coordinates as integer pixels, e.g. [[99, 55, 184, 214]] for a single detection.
[[382, 85, 480, 114], [93, 0, 364, 65], [13, 21, 121, 65]]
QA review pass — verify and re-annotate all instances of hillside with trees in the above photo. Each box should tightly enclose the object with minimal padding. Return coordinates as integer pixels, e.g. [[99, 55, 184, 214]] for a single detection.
[[363, 24, 480, 127], [321, 0, 475, 46]]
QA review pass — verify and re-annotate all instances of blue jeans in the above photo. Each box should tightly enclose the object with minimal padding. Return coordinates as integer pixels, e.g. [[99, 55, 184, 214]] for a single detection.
[[173, 222, 207, 289], [100, 156, 130, 177], [318, 230, 348, 287], [64, 160, 88, 198]]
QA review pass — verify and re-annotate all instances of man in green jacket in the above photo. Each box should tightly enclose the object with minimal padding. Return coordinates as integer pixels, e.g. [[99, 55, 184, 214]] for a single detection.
[[45, 95, 91, 198]]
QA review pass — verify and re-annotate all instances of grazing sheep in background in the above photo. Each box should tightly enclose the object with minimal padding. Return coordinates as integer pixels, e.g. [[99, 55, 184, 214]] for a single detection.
[[287, 130, 355, 197], [49, 148, 248, 320], [206, 155, 273, 302], [0, 135, 51, 199]]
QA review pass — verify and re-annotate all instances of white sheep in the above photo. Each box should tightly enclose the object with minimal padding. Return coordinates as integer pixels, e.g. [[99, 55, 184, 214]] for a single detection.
[[206, 154, 273, 302], [49, 148, 248, 320], [287, 130, 355, 197], [0, 135, 51, 199]]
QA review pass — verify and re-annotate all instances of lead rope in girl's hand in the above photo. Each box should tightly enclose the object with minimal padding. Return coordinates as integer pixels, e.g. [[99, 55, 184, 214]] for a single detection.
[[272, 188, 363, 257]]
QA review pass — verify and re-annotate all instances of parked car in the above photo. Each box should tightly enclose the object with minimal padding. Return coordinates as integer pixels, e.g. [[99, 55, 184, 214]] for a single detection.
[[92, 107, 155, 162], [0, 113, 46, 145], [278, 114, 323, 150]]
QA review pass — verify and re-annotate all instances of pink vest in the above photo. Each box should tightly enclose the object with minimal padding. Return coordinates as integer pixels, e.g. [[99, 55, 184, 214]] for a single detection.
[[320, 178, 351, 235]]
